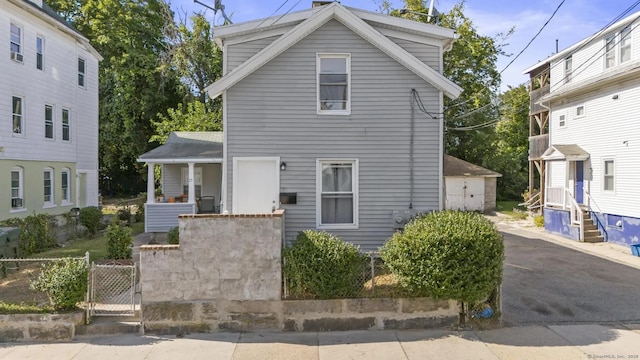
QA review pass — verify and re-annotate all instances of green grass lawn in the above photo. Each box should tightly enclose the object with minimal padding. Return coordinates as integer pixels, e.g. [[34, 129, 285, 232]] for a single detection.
[[33, 222, 144, 263], [496, 200, 527, 218]]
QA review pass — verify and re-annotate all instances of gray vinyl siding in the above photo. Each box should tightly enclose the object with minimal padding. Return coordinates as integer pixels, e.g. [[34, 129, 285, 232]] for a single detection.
[[389, 37, 440, 71], [227, 36, 280, 71], [145, 203, 195, 232], [225, 20, 443, 251]]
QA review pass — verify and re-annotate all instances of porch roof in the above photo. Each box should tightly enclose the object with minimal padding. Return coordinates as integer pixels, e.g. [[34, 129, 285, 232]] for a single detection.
[[137, 131, 223, 163], [542, 144, 590, 161]]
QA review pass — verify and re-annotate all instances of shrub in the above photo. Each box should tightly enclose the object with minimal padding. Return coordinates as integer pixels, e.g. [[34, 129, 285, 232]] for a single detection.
[[79, 206, 103, 237], [167, 226, 179, 244], [283, 230, 365, 299], [105, 220, 134, 259], [534, 215, 544, 227], [134, 198, 145, 223], [511, 209, 528, 220], [117, 207, 132, 226], [30, 258, 88, 311], [0, 213, 56, 257], [380, 210, 504, 305]]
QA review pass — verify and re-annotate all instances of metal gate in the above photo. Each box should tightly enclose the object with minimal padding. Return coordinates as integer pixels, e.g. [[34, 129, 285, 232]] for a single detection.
[[88, 263, 137, 318]]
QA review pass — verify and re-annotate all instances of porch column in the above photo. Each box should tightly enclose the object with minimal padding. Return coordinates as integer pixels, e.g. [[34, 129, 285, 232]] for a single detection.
[[188, 162, 195, 203], [147, 163, 155, 203]]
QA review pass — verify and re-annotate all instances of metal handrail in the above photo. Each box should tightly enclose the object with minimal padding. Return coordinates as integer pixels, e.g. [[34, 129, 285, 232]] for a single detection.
[[565, 189, 584, 242], [585, 191, 608, 242]]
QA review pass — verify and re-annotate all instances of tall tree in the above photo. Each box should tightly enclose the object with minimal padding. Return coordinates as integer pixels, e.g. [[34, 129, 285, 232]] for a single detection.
[[490, 85, 530, 200], [396, 0, 507, 168], [48, 0, 184, 195]]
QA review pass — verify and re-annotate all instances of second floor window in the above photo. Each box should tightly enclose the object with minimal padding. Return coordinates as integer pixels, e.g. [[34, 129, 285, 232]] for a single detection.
[[78, 58, 86, 87], [62, 109, 70, 141], [10, 23, 21, 55], [36, 36, 44, 70], [12, 96, 23, 134], [317, 54, 350, 114], [605, 25, 632, 69], [45, 105, 54, 139], [564, 56, 572, 83]]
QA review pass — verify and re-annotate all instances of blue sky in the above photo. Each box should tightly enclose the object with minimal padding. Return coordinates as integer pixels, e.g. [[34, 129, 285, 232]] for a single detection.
[[168, 0, 640, 91]]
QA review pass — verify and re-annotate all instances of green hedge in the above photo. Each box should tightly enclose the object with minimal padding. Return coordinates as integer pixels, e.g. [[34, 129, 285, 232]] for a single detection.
[[30, 258, 88, 311], [79, 206, 103, 238], [0, 213, 56, 257], [283, 230, 365, 299], [105, 220, 134, 259], [380, 210, 504, 304]]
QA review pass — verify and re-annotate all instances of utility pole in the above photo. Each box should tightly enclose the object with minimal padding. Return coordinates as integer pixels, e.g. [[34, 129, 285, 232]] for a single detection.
[[194, 0, 232, 24]]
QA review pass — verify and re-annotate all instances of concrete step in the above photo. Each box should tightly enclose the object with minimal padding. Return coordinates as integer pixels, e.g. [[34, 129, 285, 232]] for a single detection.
[[76, 317, 142, 336], [583, 223, 598, 231], [583, 233, 604, 243]]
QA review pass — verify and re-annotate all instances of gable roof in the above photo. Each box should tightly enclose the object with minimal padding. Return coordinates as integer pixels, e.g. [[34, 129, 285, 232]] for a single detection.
[[443, 154, 501, 177], [137, 132, 223, 163], [205, 2, 462, 100], [541, 144, 589, 161]]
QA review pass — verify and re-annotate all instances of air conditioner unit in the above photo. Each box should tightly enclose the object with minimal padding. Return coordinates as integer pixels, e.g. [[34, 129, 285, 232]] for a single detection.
[[11, 198, 23, 208], [10, 52, 23, 62], [392, 209, 429, 229]]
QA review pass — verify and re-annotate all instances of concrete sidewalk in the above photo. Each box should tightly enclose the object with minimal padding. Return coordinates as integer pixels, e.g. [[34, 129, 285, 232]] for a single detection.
[[1, 324, 640, 359]]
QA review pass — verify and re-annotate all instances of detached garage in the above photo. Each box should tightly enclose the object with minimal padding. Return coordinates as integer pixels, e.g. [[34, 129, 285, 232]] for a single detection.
[[444, 155, 502, 213]]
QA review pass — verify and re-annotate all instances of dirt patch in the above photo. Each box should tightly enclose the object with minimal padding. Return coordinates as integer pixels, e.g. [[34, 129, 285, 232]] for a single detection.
[[0, 261, 50, 306]]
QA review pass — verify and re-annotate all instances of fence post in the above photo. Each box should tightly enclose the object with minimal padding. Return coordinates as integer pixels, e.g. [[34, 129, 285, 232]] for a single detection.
[[85, 251, 90, 324], [370, 253, 375, 295]]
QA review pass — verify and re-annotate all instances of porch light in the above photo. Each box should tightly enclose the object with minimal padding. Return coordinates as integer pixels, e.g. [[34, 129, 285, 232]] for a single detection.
[[280, 162, 287, 171]]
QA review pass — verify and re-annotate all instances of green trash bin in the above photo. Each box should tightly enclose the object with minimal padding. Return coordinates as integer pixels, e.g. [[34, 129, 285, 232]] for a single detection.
[[0, 227, 21, 259]]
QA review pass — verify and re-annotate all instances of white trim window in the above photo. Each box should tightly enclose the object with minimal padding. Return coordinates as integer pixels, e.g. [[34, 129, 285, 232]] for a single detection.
[[575, 105, 585, 118], [62, 109, 70, 141], [78, 58, 86, 87], [44, 167, 54, 206], [181, 167, 202, 197], [36, 36, 44, 70], [45, 105, 54, 139], [12, 96, 23, 135], [558, 114, 566, 128], [61, 168, 71, 204], [603, 159, 615, 191], [564, 55, 572, 84], [11, 167, 24, 210], [316, 159, 358, 229], [10, 23, 22, 61], [317, 54, 350, 115], [605, 25, 632, 69]]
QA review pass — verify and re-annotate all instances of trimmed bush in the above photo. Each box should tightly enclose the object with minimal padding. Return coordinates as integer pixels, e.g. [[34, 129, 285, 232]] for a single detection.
[[79, 206, 103, 237], [167, 226, 179, 244], [105, 220, 134, 259], [380, 210, 504, 304], [283, 230, 365, 299], [30, 258, 88, 311], [0, 213, 56, 257], [117, 207, 132, 226]]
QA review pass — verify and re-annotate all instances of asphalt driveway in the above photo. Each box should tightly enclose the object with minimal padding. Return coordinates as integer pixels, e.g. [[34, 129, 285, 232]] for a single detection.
[[501, 228, 640, 325]]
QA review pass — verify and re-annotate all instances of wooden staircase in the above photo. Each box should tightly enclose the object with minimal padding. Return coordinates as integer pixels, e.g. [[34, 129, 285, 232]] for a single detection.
[[582, 210, 604, 243]]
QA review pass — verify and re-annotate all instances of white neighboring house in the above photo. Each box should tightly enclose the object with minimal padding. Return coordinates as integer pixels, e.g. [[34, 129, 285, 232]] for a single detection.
[[1, 0, 101, 221], [524, 11, 640, 246]]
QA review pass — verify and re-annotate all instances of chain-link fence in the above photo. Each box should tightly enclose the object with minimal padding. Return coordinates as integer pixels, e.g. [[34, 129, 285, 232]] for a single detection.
[[283, 252, 408, 300], [0, 254, 89, 307], [89, 262, 137, 317]]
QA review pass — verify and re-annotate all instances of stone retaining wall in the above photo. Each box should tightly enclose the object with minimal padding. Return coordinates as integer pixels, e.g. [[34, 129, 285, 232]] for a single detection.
[[142, 298, 459, 334], [0, 312, 85, 342]]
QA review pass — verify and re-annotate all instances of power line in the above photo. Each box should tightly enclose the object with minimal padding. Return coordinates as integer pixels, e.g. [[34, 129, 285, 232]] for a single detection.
[[254, 0, 290, 29], [270, 0, 303, 28], [500, 0, 565, 75]]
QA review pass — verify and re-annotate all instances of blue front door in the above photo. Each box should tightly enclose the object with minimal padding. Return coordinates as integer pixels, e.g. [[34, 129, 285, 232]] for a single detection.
[[575, 161, 584, 204]]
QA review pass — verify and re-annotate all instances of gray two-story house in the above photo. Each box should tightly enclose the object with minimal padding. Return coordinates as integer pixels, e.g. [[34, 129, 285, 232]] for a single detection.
[[141, 2, 461, 251]]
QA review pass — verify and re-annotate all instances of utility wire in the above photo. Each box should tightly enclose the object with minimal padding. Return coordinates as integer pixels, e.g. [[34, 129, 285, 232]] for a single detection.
[[270, 0, 303, 28], [254, 0, 290, 29], [500, 0, 566, 74]]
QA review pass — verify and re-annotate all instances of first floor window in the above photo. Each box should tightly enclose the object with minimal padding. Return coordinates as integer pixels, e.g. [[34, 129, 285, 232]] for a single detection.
[[317, 160, 358, 228], [11, 167, 23, 209], [603, 159, 614, 191], [12, 96, 23, 134], [62, 109, 70, 141], [317, 54, 350, 114], [45, 105, 54, 139], [44, 168, 54, 205], [181, 167, 202, 197], [558, 114, 566, 127], [61, 169, 70, 202]]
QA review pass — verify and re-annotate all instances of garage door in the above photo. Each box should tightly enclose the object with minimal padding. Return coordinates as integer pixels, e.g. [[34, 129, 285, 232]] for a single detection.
[[445, 177, 485, 211]]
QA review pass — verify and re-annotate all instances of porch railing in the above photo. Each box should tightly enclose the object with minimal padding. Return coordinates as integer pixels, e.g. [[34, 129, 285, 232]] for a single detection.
[[545, 186, 565, 207], [585, 191, 608, 242], [566, 189, 584, 242]]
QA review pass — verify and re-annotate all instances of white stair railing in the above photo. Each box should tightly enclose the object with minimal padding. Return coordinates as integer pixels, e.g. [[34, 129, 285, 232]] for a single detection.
[[565, 189, 584, 242]]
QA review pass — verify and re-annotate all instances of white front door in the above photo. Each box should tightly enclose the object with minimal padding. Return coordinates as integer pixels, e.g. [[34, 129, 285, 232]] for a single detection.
[[233, 157, 279, 213]]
